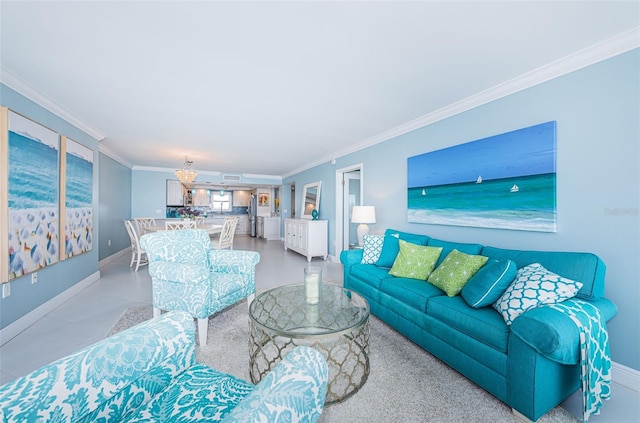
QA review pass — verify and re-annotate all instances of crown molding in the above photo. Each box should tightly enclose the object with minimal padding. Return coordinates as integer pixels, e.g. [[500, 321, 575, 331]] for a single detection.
[[283, 28, 640, 179], [0, 66, 106, 141], [98, 144, 133, 168], [132, 165, 223, 176]]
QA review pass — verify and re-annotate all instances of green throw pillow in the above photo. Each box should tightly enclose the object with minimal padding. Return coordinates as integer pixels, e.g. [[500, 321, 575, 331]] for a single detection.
[[427, 249, 489, 297], [389, 240, 442, 280]]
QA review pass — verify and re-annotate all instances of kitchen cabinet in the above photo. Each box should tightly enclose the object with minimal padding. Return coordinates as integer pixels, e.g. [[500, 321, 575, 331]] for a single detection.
[[257, 216, 280, 241], [233, 190, 250, 207], [193, 189, 210, 207], [284, 219, 327, 262], [166, 180, 184, 206]]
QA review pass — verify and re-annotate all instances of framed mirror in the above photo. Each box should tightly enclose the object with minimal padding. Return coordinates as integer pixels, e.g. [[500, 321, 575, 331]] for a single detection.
[[301, 181, 321, 220]]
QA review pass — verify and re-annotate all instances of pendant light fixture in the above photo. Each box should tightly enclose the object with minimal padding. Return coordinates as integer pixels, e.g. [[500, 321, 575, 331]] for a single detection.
[[175, 157, 197, 186]]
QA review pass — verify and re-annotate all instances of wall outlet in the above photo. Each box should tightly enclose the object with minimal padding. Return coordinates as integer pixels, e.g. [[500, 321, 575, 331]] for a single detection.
[[2, 283, 10, 299], [108, 239, 111, 246], [32, 272, 38, 284]]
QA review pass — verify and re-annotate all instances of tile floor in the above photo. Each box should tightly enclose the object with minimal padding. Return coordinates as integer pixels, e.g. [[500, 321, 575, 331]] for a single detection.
[[0, 235, 637, 421]]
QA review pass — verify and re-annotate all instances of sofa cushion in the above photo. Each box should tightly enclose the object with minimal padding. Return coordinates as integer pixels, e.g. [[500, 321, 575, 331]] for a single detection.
[[351, 264, 392, 289], [380, 277, 444, 312], [480, 246, 605, 300], [461, 259, 517, 308], [493, 263, 583, 325], [126, 364, 254, 422], [376, 229, 429, 268], [428, 296, 509, 353], [389, 240, 442, 280], [427, 249, 488, 297], [427, 238, 483, 266], [361, 234, 384, 264]]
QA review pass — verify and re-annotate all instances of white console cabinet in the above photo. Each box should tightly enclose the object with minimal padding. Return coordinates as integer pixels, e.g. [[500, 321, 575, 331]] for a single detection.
[[284, 219, 327, 262]]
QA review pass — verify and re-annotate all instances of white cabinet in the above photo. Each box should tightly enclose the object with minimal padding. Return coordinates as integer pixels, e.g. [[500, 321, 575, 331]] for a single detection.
[[233, 190, 250, 207], [258, 217, 280, 241], [284, 219, 327, 262], [166, 180, 184, 206], [236, 216, 249, 235], [193, 189, 210, 207]]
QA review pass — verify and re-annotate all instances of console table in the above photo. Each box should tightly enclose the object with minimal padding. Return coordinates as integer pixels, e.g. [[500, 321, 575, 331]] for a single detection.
[[283, 218, 328, 262]]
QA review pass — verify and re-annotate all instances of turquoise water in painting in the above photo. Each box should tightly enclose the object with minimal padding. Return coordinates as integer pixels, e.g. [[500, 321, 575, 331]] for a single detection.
[[408, 173, 556, 232], [8, 131, 92, 208]]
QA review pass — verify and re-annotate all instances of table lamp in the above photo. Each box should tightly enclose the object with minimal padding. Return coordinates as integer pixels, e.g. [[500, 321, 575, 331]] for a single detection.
[[351, 206, 376, 246]]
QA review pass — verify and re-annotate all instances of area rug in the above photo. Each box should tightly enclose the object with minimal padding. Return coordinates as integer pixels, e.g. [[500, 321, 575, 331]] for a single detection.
[[107, 302, 579, 423]]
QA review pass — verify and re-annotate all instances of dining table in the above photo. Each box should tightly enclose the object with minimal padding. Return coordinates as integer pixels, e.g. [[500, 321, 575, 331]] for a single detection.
[[144, 224, 223, 236]]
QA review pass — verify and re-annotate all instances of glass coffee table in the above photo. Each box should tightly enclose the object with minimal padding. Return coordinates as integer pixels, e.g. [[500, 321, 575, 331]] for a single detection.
[[249, 284, 370, 404]]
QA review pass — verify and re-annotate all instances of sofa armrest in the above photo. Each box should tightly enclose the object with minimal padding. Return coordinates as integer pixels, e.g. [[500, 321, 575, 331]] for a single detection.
[[208, 249, 260, 273], [510, 298, 617, 365], [340, 249, 363, 266], [0, 311, 196, 422], [149, 262, 211, 284], [221, 346, 328, 423]]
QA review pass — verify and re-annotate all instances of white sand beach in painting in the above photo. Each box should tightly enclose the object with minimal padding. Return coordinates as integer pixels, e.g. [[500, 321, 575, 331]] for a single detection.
[[8, 208, 59, 278], [64, 207, 93, 258], [8, 206, 93, 278]]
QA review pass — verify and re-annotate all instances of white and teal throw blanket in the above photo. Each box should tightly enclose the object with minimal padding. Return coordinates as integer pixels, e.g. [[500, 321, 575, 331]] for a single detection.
[[548, 299, 611, 422]]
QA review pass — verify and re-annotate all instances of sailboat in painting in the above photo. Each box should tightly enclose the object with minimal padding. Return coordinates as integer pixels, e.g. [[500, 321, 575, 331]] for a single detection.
[[422, 189, 426, 196], [510, 184, 519, 193], [476, 175, 482, 184]]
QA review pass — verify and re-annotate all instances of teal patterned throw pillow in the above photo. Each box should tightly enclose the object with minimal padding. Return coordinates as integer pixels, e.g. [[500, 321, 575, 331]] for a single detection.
[[493, 263, 583, 326], [427, 249, 489, 297], [361, 234, 384, 264], [389, 240, 442, 280]]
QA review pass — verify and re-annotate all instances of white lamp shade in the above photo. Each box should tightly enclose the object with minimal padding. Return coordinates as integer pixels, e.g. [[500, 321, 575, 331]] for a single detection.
[[351, 206, 376, 224]]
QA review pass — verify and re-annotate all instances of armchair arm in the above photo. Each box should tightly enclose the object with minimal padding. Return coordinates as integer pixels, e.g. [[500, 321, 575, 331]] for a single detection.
[[0, 311, 195, 422], [221, 346, 328, 423], [208, 250, 260, 273]]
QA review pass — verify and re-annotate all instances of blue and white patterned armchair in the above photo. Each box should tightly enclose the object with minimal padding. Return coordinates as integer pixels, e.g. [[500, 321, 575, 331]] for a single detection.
[[0, 311, 329, 422], [140, 229, 260, 346]]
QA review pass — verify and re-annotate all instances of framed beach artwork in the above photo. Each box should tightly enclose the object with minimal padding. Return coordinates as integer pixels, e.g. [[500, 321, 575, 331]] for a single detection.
[[407, 121, 557, 232], [61, 136, 94, 259], [1, 108, 61, 282]]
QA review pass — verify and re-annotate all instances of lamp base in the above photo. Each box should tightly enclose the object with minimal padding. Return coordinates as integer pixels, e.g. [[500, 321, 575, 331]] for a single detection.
[[356, 224, 370, 247]]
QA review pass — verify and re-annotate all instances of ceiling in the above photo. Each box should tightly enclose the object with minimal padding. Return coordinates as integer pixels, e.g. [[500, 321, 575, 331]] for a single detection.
[[1, 1, 638, 178]]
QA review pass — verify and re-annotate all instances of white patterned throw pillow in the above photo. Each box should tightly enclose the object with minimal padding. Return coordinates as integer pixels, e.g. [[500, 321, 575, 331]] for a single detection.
[[361, 234, 384, 264], [493, 263, 583, 325]]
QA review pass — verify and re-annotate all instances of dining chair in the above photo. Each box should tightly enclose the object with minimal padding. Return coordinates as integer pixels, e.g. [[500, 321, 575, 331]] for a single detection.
[[124, 219, 148, 271], [194, 216, 205, 226], [133, 217, 156, 236], [165, 220, 197, 230], [212, 217, 239, 250]]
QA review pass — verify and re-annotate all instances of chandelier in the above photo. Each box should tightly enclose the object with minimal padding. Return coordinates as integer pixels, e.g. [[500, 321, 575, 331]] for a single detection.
[[175, 158, 197, 185]]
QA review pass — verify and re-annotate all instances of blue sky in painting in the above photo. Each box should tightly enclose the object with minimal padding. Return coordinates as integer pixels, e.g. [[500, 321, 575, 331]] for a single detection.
[[407, 121, 556, 188]]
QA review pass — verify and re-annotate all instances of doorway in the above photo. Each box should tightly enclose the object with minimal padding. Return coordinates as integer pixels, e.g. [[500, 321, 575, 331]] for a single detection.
[[335, 164, 363, 256]]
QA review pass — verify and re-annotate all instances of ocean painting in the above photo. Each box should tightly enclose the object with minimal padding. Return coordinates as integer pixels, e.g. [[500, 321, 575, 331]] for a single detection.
[[7, 111, 60, 280], [407, 121, 557, 232], [64, 138, 93, 258]]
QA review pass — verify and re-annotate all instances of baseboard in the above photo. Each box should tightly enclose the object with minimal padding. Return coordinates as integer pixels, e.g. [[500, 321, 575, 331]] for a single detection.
[[99, 247, 130, 269], [0, 271, 101, 346], [612, 361, 640, 393]]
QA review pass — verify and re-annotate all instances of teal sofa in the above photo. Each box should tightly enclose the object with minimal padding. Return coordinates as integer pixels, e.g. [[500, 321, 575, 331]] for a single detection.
[[340, 229, 617, 421], [0, 311, 328, 422]]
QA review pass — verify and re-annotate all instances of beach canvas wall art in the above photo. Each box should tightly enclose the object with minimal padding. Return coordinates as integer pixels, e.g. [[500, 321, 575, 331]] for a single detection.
[[5, 110, 60, 280], [63, 137, 93, 258], [407, 121, 557, 232]]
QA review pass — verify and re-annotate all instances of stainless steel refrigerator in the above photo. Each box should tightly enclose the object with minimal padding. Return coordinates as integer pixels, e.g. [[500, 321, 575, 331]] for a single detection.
[[248, 194, 257, 237]]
